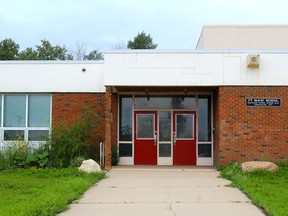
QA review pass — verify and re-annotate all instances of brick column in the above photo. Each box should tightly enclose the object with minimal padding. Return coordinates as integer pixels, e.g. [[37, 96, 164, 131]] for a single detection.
[[104, 86, 112, 169]]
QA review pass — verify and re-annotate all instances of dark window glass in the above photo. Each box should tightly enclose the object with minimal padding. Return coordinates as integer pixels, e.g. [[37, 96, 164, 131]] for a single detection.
[[198, 96, 211, 141], [159, 111, 171, 142], [119, 97, 132, 141], [4, 130, 24, 141], [28, 130, 49, 141], [137, 114, 154, 139], [159, 144, 171, 157], [135, 96, 196, 110], [176, 114, 194, 139], [198, 144, 212, 157], [119, 144, 132, 157]]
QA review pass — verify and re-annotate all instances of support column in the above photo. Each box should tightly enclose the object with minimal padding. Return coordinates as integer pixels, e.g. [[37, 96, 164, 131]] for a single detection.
[[104, 86, 112, 169]]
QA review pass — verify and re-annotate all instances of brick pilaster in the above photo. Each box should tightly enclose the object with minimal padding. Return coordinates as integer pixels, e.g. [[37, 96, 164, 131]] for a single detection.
[[104, 86, 112, 169]]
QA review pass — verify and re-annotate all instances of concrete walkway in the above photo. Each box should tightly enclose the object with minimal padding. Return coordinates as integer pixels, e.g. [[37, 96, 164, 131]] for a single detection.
[[59, 166, 265, 216]]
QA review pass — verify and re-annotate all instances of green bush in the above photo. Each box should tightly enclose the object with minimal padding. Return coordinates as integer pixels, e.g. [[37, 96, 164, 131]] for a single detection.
[[111, 146, 119, 166], [0, 107, 101, 170], [48, 107, 100, 168], [0, 138, 50, 170]]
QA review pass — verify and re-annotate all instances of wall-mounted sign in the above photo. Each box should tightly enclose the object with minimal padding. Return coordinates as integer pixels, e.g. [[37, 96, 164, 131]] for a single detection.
[[246, 98, 281, 107]]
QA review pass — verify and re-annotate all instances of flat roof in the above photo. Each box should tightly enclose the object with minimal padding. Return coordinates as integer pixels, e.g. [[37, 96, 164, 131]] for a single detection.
[[202, 25, 288, 28], [105, 50, 288, 54], [0, 60, 104, 64]]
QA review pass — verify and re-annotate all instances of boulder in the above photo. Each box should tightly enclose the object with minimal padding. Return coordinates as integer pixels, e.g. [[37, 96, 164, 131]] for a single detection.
[[241, 161, 278, 172], [79, 159, 101, 173]]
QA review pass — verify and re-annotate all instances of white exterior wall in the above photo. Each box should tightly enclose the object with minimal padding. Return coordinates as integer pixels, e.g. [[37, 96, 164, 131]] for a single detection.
[[197, 25, 288, 50], [1, 51, 288, 92], [104, 51, 288, 87], [0, 61, 105, 93]]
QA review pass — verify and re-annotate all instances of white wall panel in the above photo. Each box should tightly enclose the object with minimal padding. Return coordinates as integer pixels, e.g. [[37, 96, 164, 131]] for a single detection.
[[0, 62, 105, 92], [105, 51, 288, 87]]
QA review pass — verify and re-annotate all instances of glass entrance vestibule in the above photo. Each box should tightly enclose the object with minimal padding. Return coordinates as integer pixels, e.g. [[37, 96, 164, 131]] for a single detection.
[[118, 95, 213, 166]]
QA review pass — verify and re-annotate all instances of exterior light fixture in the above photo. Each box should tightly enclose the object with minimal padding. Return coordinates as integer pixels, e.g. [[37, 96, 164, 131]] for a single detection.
[[247, 54, 260, 68], [145, 89, 150, 101], [182, 88, 188, 100]]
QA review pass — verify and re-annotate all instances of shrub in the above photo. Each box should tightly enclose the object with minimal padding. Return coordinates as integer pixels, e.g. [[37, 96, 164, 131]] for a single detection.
[[0, 138, 50, 170], [48, 107, 100, 168], [111, 146, 119, 166]]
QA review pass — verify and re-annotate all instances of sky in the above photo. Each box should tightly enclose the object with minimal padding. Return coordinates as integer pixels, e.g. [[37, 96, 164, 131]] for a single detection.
[[1, 0, 288, 53]]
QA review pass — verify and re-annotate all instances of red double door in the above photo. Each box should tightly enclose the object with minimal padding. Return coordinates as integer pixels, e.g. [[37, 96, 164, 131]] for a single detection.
[[134, 111, 196, 165]]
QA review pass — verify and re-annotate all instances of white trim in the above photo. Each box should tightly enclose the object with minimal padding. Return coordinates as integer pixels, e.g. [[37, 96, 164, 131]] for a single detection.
[[196, 93, 213, 166], [0, 94, 52, 146], [118, 95, 134, 165], [119, 157, 134, 165], [157, 111, 173, 165]]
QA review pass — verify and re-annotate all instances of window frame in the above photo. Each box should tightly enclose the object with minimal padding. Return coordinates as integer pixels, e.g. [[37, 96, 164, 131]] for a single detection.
[[0, 94, 51, 144]]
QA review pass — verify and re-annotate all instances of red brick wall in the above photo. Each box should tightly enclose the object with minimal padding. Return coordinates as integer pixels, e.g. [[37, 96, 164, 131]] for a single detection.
[[217, 86, 288, 164], [104, 87, 118, 169], [213, 88, 220, 165], [52, 93, 106, 145]]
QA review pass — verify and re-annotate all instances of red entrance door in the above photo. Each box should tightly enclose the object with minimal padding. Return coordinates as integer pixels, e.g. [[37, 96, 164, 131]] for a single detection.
[[134, 111, 157, 165], [173, 111, 196, 165]]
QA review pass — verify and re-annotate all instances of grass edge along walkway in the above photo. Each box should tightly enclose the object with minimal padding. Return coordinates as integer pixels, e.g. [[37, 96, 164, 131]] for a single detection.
[[0, 168, 106, 216], [220, 163, 288, 216]]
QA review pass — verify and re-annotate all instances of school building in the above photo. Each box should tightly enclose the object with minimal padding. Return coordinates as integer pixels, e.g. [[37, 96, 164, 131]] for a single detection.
[[1, 25, 288, 169]]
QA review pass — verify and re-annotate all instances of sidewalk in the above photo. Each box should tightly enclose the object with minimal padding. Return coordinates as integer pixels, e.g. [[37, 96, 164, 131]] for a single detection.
[[59, 166, 265, 216]]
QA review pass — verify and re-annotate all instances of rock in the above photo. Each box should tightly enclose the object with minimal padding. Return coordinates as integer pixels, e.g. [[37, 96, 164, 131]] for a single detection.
[[79, 159, 101, 173], [241, 161, 278, 172]]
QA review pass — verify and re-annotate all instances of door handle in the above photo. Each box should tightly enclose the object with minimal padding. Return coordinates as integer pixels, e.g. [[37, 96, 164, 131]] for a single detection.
[[173, 133, 176, 145], [154, 132, 157, 145]]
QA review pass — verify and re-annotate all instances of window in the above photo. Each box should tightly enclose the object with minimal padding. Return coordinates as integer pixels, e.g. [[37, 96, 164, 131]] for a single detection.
[[198, 144, 212, 157], [119, 143, 132, 157], [136, 114, 154, 139], [4, 130, 24, 141], [159, 144, 171, 157], [0, 94, 51, 142], [119, 97, 132, 141], [176, 114, 194, 139], [135, 96, 196, 110], [198, 95, 211, 141], [4, 95, 26, 127], [28, 95, 50, 127], [28, 130, 49, 141]]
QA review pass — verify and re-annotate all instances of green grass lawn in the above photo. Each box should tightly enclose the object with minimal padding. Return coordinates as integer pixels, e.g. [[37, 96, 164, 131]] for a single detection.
[[220, 163, 288, 216], [0, 168, 105, 216]]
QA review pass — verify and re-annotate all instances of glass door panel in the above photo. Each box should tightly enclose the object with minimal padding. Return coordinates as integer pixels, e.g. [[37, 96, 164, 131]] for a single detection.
[[176, 114, 194, 139], [158, 111, 172, 164], [159, 111, 171, 142], [136, 114, 154, 139]]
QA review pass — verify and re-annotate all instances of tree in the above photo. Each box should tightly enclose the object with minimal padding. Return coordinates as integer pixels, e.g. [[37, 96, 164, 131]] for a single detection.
[[70, 41, 87, 60], [18, 40, 73, 60], [127, 31, 157, 49], [0, 38, 20, 60], [113, 40, 127, 50], [36, 40, 72, 60], [18, 47, 38, 60], [84, 50, 104, 60]]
